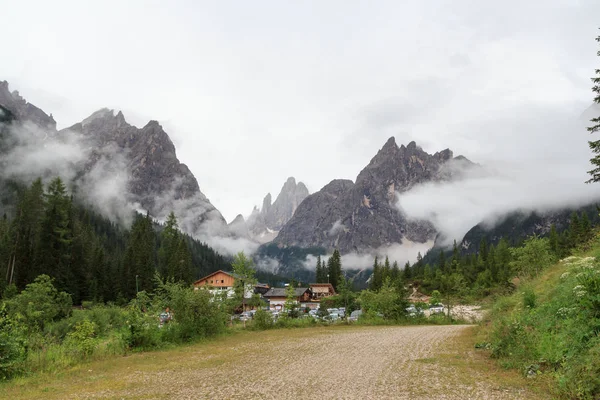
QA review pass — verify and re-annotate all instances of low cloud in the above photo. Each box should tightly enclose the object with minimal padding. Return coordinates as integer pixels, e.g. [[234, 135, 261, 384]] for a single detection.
[[397, 161, 600, 246], [302, 240, 433, 272], [328, 219, 345, 236]]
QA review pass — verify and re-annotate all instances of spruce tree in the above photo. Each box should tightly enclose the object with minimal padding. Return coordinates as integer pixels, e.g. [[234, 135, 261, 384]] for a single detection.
[[580, 212, 592, 243], [327, 249, 342, 291], [587, 30, 600, 182], [548, 224, 559, 257], [569, 212, 581, 247], [315, 255, 323, 283], [369, 256, 382, 291], [158, 211, 179, 278]]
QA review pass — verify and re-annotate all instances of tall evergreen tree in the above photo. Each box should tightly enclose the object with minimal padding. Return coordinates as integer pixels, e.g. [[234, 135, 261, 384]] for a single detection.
[[36, 178, 73, 292], [438, 250, 446, 272], [369, 256, 382, 291], [158, 211, 179, 278], [315, 255, 324, 283], [569, 212, 582, 247], [587, 30, 600, 182], [549, 224, 559, 257], [327, 249, 342, 291], [122, 213, 155, 298], [580, 212, 592, 243]]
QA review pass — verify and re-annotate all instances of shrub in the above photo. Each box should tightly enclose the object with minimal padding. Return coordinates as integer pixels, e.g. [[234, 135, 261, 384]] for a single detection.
[[5, 275, 72, 332], [522, 288, 536, 309], [65, 320, 97, 357], [252, 309, 273, 330], [0, 303, 27, 380]]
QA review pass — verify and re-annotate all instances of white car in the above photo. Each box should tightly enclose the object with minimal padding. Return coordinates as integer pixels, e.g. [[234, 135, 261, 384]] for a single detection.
[[429, 304, 445, 315]]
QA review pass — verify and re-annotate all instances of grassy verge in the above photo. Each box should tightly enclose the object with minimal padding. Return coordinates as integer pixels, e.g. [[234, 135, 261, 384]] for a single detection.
[[479, 245, 600, 399]]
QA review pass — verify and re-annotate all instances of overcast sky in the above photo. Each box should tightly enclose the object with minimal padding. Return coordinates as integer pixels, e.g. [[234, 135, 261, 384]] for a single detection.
[[2, 0, 600, 223]]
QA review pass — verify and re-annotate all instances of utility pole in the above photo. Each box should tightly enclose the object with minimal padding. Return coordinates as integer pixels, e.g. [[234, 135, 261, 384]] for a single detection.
[[135, 274, 139, 294]]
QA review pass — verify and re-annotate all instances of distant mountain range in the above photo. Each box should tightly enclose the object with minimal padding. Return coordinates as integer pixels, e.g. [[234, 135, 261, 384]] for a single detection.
[[2, 79, 599, 278]]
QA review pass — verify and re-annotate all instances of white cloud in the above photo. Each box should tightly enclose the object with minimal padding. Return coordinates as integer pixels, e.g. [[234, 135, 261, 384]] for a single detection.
[[1, 0, 598, 222]]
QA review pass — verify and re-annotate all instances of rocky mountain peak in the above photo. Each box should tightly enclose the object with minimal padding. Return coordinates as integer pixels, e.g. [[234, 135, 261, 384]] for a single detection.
[[274, 136, 476, 253], [262, 193, 272, 214], [0, 81, 56, 130], [61, 106, 226, 236]]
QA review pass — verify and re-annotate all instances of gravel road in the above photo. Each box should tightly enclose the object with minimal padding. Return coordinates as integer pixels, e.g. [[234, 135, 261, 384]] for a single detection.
[[77, 325, 533, 400]]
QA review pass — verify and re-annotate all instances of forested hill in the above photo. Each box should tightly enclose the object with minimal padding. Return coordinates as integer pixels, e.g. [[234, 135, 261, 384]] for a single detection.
[[0, 177, 232, 304]]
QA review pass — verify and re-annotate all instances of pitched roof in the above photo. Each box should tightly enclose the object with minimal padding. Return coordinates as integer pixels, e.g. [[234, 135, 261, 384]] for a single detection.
[[264, 287, 311, 297], [194, 270, 233, 285]]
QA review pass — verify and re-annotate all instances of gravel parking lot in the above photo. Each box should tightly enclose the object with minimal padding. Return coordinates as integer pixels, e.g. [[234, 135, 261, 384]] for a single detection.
[[64, 325, 535, 400]]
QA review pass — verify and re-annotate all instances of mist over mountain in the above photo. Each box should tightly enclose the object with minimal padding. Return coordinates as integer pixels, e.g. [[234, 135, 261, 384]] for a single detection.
[[0, 81, 227, 241], [274, 137, 476, 255]]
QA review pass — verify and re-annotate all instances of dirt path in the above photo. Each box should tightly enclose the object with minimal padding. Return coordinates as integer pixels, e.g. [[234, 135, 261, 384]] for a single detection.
[[5, 325, 545, 400]]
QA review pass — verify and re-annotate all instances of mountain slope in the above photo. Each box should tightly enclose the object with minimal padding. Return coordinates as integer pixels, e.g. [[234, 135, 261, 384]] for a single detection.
[[274, 137, 475, 253], [62, 108, 226, 236], [0, 81, 227, 239]]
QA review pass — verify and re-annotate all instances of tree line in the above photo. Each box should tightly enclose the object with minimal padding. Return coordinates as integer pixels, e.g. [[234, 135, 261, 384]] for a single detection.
[[0, 177, 230, 304]]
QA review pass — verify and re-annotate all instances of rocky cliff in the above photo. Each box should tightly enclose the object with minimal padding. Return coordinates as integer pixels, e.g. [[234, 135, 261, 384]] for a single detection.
[[0, 81, 226, 237], [63, 108, 226, 235], [274, 137, 475, 253], [246, 177, 309, 243]]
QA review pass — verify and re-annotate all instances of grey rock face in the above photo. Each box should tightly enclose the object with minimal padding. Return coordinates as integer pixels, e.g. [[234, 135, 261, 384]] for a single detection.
[[274, 137, 475, 253], [63, 108, 226, 235], [0, 81, 56, 130], [246, 177, 310, 243]]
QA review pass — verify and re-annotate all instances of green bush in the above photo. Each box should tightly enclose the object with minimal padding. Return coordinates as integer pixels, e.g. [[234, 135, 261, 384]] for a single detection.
[[522, 287, 536, 309], [65, 320, 97, 357], [251, 309, 274, 330], [488, 255, 600, 398], [5, 275, 72, 332], [0, 304, 27, 380]]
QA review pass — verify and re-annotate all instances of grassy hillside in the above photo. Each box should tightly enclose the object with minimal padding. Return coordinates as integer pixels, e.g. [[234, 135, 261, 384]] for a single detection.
[[479, 238, 600, 399]]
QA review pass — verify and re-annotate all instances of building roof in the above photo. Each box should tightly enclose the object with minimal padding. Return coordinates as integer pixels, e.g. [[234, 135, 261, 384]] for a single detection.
[[264, 287, 311, 298], [194, 270, 233, 285], [194, 270, 269, 286]]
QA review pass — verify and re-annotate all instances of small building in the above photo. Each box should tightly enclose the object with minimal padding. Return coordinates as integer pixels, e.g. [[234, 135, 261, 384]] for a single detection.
[[193, 270, 269, 300], [309, 283, 336, 300], [263, 287, 313, 311]]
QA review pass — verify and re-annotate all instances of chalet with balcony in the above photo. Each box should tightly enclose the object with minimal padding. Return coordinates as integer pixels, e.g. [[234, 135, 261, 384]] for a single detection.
[[263, 287, 313, 311]]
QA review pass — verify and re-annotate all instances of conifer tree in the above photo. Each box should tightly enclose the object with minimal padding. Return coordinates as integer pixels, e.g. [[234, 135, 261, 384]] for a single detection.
[[402, 261, 411, 280], [327, 249, 342, 291], [369, 256, 382, 291], [36, 178, 73, 292], [569, 212, 581, 247], [159, 211, 179, 278], [549, 224, 559, 257], [580, 212, 592, 243], [451, 240, 461, 273], [315, 255, 324, 283], [586, 30, 600, 182]]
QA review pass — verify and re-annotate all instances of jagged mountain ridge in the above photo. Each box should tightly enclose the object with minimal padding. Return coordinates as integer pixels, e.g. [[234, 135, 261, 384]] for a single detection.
[[274, 137, 476, 253], [243, 177, 310, 243], [0, 81, 226, 237], [63, 108, 227, 235]]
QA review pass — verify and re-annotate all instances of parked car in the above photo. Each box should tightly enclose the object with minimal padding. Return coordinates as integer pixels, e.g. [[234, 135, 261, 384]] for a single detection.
[[239, 311, 253, 321], [405, 305, 424, 317], [325, 312, 340, 322], [348, 309, 363, 322], [429, 304, 445, 315]]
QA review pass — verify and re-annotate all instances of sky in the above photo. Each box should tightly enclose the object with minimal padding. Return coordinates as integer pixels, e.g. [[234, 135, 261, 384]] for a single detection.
[[2, 0, 600, 225]]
